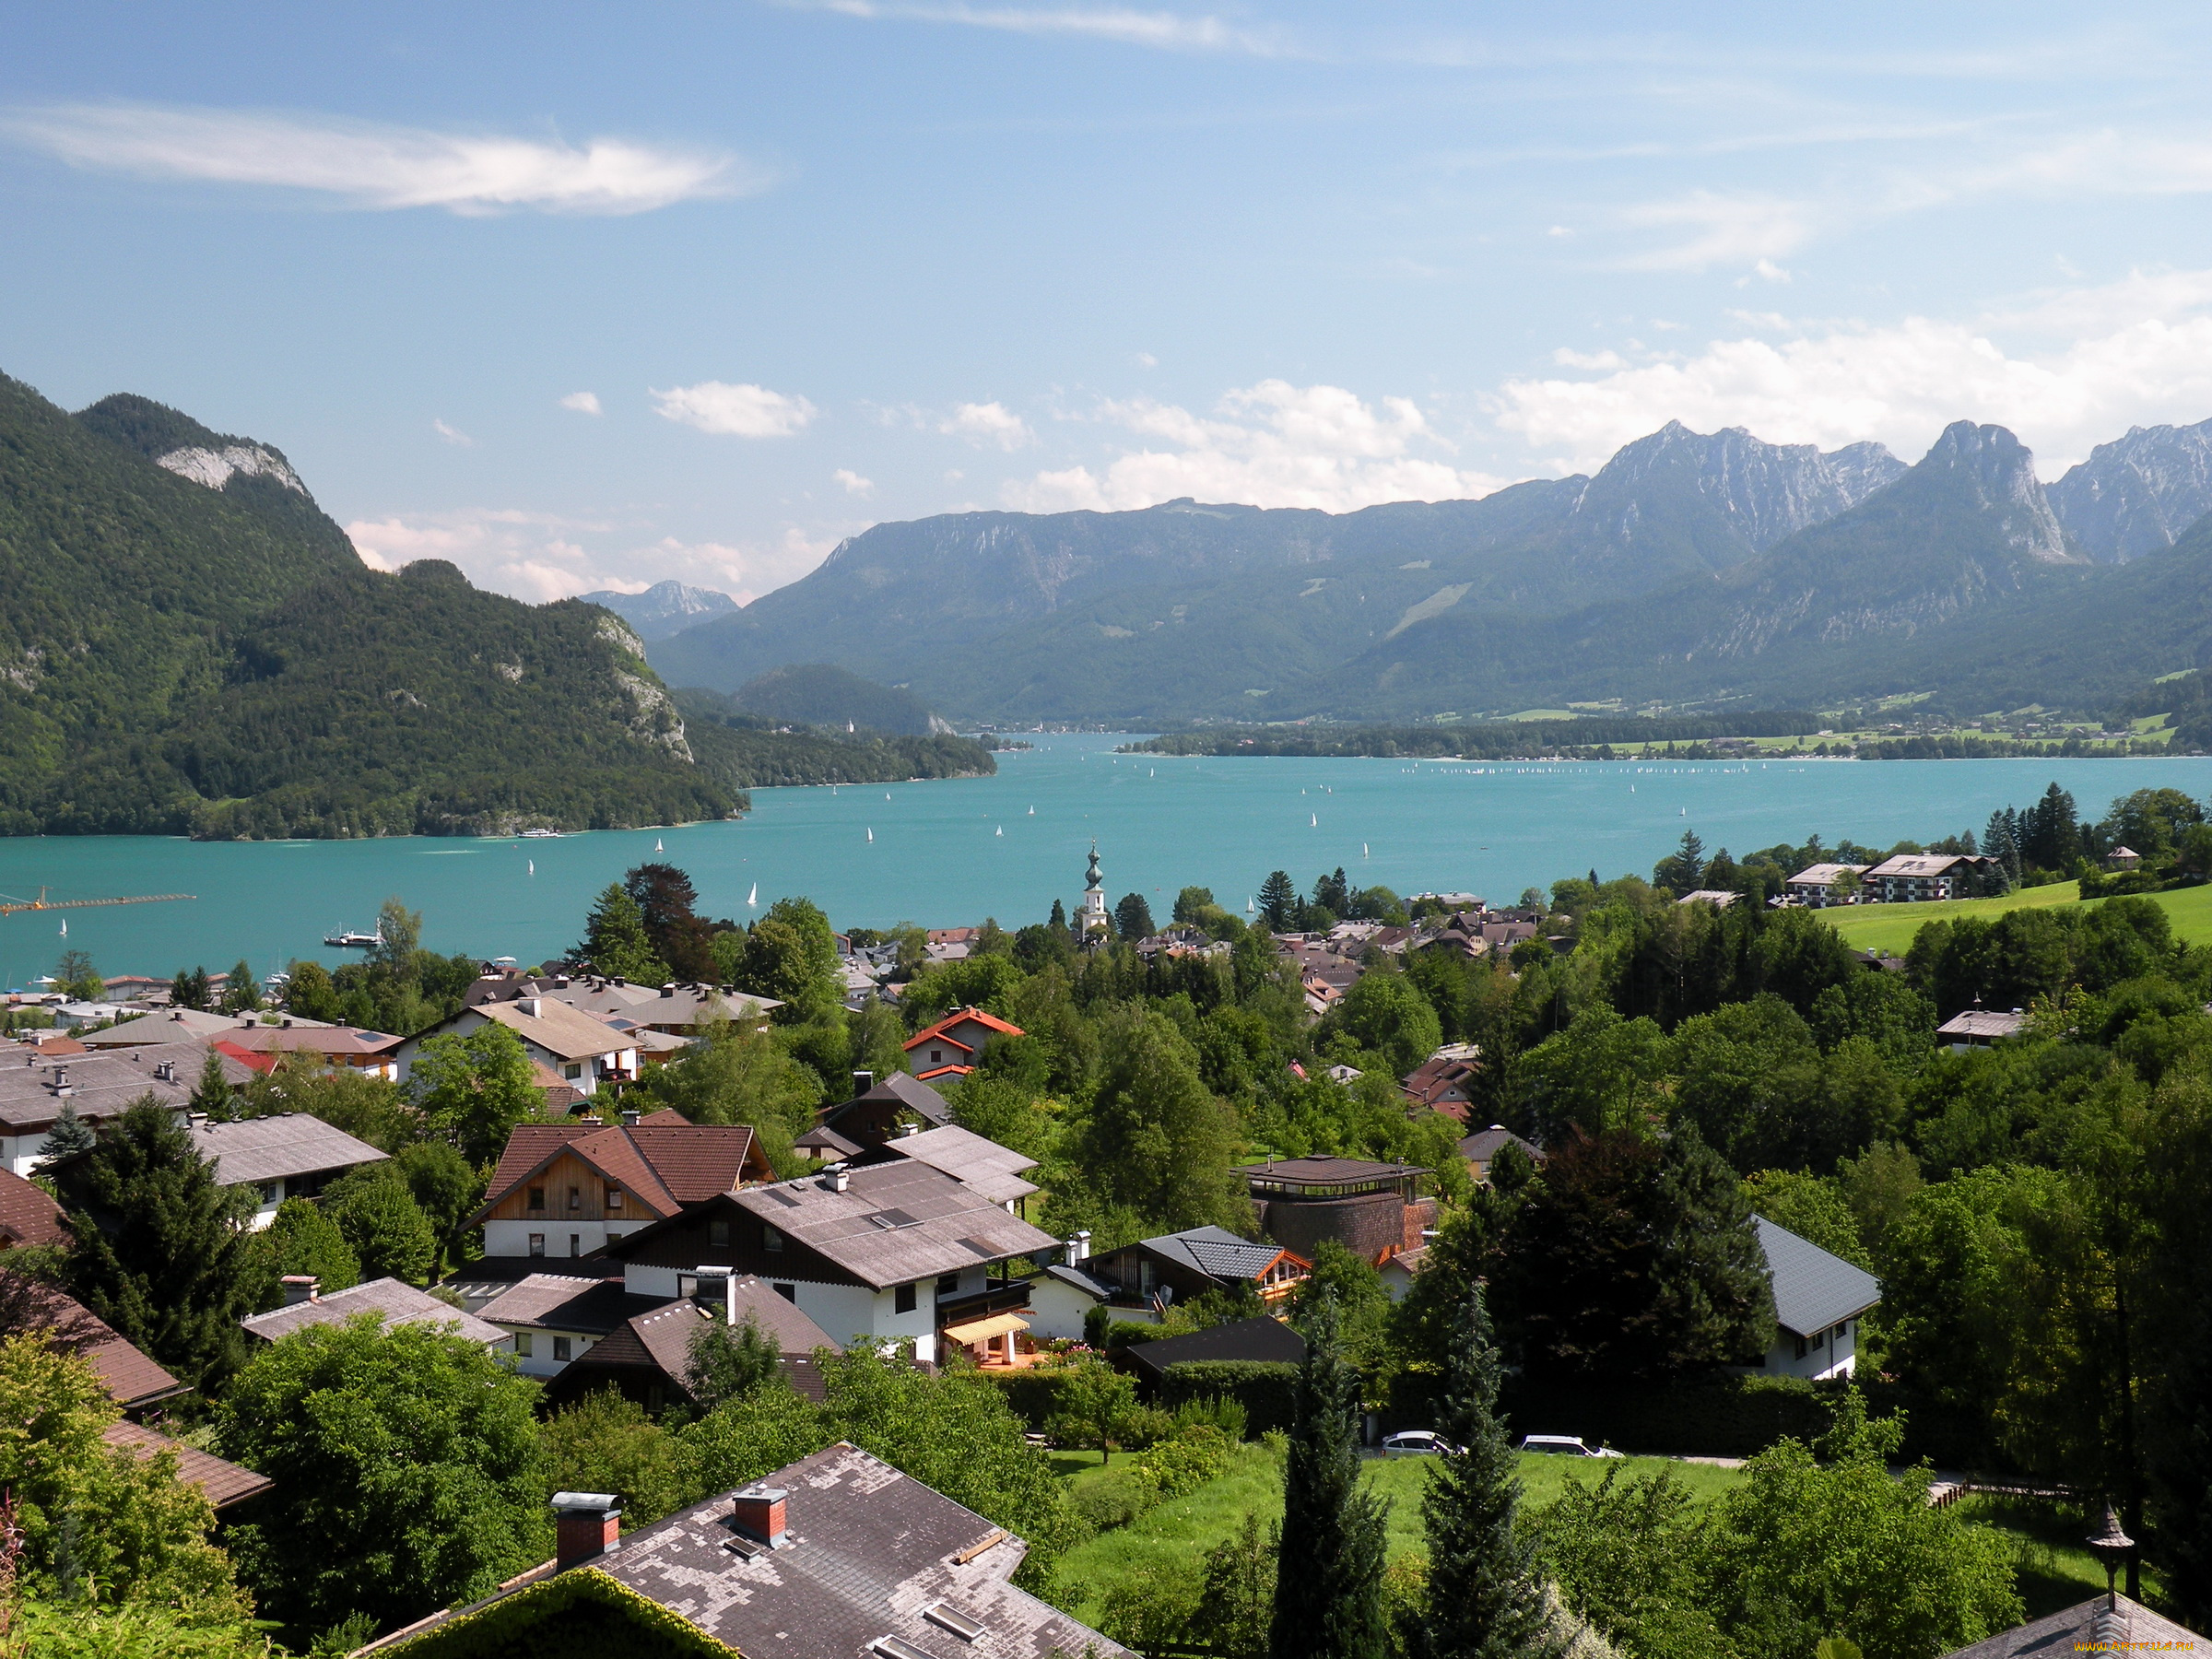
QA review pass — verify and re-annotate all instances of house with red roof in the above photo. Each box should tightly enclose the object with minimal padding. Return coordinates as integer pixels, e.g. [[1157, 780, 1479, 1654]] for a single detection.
[[470, 1108, 775, 1262], [903, 1006, 1024, 1081]]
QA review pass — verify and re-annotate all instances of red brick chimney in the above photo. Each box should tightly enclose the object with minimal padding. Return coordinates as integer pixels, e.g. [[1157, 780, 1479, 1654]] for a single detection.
[[730, 1485, 788, 1547], [552, 1493, 621, 1570]]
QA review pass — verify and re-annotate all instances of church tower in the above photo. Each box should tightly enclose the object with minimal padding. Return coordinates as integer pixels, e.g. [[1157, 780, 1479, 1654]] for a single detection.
[[1079, 841, 1109, 934]]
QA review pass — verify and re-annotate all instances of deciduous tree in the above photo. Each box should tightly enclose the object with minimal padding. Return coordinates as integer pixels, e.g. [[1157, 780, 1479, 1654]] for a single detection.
[[218, 1319, 549, 1632]]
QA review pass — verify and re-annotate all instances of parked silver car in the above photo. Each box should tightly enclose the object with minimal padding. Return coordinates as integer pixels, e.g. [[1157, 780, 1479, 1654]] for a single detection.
[[1382, 1430, 1464, 1456], [1518, 1434, 1624, 1458]]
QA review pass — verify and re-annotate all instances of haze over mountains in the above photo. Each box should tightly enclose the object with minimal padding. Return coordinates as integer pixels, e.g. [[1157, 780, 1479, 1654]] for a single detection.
[[646, 416, 2212, 725]]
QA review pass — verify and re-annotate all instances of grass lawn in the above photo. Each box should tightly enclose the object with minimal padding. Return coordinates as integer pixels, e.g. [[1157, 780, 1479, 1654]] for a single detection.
[[1047, 1448, 1741, 1621], [1050, 1450, 2140, 1630], [1821, 879, 2212, 955]]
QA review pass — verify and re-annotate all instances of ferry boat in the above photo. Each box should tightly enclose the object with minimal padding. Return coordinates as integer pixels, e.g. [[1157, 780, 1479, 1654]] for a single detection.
[[324, 928, 382, 948], [521, 827, 561, 839]]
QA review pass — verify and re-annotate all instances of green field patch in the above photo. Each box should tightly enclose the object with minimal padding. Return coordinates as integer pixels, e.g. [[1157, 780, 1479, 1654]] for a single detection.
[[1822, 880, 2212, 955]]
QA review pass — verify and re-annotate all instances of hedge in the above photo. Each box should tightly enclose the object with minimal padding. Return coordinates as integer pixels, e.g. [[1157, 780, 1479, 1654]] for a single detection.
[[1153, 1361, 1300, 1436], [983, 1366, 1088, 1430], [384, 1567, 742, 1659]]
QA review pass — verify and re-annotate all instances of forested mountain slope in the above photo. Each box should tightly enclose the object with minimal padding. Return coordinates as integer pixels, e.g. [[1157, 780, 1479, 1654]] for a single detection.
[[0, 373, 736, 838]]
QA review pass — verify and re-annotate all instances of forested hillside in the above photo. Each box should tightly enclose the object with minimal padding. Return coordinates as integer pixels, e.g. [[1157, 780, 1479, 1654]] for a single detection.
[[0, 372, 738, 837]]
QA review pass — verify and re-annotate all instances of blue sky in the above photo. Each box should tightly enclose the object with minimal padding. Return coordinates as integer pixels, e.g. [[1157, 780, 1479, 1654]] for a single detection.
[[9, 4, 2212, 603]]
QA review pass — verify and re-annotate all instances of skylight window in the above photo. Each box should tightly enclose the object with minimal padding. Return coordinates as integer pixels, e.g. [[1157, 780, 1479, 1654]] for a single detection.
[[924, 1603, 986, 1642], [871, 1637, 934, 1659]]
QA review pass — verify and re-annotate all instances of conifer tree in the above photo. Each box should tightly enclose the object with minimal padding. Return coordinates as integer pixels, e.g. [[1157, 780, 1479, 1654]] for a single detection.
[[1413, 1282, 1559, 1659], [1271, 1292, 1390, 1659], [222, 958, 262, 1013], [56, 1100, 258, 1388], [576, 883, 670, 982], [1257, 870, 1300, 932], [170, 965, 212, 1011], [188, 1048, 236, 1121], [1049, 898, 1069, 931], [36, 1099, 99, 1169]]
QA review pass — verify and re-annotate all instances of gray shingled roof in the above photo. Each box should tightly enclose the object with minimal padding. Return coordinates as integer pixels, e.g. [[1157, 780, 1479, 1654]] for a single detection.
[[731, 1160, 1057, 1288], [241, 1277, 507, 1346], [0, 1051, 190, 1130], [1143, 1224, 1292, 1283], [1754, 1217, 1881, 1336], [371, 1442, 1128, 1658], [824, 1071, 953, 1129], [1940, 1594, 2204, 1658], [873, 1124, 1039, 1205], [188, 1113, 387, 1187]]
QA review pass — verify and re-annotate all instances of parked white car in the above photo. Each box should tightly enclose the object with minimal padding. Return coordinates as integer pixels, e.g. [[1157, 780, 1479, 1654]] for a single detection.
[[1382, 1430, 1464, 1456], [1518, 1435, 1624, 1458]]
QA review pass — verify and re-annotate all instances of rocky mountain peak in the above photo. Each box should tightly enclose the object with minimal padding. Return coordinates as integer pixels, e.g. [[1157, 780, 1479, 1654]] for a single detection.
[[1577, 420, 1905, 552], [2047, 416, 2212, 562], [581, 579, 743, 641], [1916, 421, 2072, 562]]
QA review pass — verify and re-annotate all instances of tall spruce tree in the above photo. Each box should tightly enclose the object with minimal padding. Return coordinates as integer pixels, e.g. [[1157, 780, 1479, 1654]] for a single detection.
[[188, 1048, 236, 1121], [1257, 870, 1300, 932], [1271, 1292, 1390, 1659], [56, 1099, 259, 1388], [1413, 1282, 1559, 1659]]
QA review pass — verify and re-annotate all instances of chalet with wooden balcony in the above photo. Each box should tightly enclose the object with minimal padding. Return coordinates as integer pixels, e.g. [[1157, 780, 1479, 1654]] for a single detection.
[[470, 1109, 773, 1261]]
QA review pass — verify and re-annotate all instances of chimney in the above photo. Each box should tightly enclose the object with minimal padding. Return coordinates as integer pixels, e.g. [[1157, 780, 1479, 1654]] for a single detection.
[[281, 1018, 294, 1029], [554, 975, 571, 989], [691, 1265, 739, 1324], [282, 1275, 320, 1306], [821, 1166, 851, 1193], [1066, 1229, 1091, 1264], [620, 1109, 641, 1127], [660, 984, 676, 998], [852, 1070, 874, 1095], [729, 1485, 788, 1547], [552, 1493, 622, 1570], [898, 1119, 922, 1138]]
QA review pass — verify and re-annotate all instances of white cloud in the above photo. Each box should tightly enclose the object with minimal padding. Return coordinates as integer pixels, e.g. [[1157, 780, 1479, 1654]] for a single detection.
[[1, 102, 751, 215], [1136, 351, 1159, 367], [345, 507, 838, 606], [558, 391, 603, 415], [433, 418, 474, 447], [1006, 380, 1507, 513], [834, 468, 877, 496], [1616, 190, 1812, 272], [940, 401, 1036, 450], [1491, 266, 2212, 475], [807, 1, 1297, 57], [651, 381, 818, 438]]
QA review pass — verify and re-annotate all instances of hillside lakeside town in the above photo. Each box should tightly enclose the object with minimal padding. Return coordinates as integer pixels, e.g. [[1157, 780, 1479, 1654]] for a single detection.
[[1, 770, 2209, 1656]]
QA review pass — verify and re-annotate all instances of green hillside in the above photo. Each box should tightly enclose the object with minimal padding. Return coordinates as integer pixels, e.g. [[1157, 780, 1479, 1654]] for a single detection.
[[676, 688, 995, 784], [0, 372, 741, 838], [730, 663, 945, 735], [1822, 881, 2212, 954]]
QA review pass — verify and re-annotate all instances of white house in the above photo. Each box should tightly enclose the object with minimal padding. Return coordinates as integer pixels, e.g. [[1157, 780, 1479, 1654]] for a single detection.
[[394, 995, 639, 1098], [1753, 1216, 1880, 1382], [188, 1113, 390, 1230], [0, 1051, 194, 1176], [606, 1156, 1057, 1365], [1783, 864, 1870, 907]]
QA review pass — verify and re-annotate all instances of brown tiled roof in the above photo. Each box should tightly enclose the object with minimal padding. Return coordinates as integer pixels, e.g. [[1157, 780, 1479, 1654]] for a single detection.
[[465, 1000, 635, 1063], [217, 1025, 403, 1057], [364, 1442, 1129, 1659], [473, 1122, 762, 1225], [1, 1274, 187, 1408], [0, 1169, 69, 1248], [101, 1420, 273, 1509]]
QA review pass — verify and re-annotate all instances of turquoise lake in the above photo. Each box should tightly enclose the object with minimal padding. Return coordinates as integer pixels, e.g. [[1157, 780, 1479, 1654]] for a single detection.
[[5, 734, 2211, 987]]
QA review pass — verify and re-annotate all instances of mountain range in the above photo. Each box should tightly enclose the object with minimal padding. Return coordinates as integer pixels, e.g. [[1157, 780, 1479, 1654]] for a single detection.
[[0, 373, 738, 837], [644, 415, 2212, 724], [580, 579, 740, 640]]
